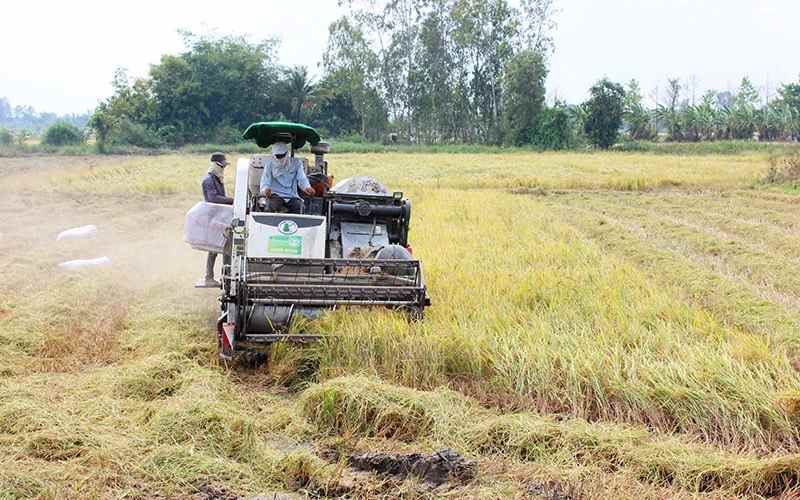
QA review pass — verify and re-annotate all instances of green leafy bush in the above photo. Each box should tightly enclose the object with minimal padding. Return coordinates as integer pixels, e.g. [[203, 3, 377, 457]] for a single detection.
[[42, 122, 84, 146], [212, 125, 245, 145], [535, 103, 576, 150], [108, 119, 163, 148], [0, 128, 12, 146]]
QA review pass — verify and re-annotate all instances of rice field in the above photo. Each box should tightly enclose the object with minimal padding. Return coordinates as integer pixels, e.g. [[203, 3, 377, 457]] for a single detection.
[[1, 150, 800, 498]]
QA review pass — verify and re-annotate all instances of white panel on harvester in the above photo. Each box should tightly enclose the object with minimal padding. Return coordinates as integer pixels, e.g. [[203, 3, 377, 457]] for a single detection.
[[246, 213, 326, 259]]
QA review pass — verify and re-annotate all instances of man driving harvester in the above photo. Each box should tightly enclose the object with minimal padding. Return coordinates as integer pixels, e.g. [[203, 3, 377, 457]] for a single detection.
[[259, 142, 315, 214]]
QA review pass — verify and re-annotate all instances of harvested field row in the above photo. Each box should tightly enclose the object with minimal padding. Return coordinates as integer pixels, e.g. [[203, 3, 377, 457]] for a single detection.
[[562, 195, 800, 303], [543, 192, 800, 335]]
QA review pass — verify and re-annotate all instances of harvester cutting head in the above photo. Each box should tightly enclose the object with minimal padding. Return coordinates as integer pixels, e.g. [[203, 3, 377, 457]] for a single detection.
[[217, 122, 429, 360]]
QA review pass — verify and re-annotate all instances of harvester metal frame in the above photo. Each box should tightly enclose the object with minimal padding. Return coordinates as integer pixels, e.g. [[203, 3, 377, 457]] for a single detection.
[[215, 123, 429, 360]]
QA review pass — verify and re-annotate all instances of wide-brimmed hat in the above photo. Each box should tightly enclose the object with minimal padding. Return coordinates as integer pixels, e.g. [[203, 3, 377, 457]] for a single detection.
[[210, 152, 229, 166]]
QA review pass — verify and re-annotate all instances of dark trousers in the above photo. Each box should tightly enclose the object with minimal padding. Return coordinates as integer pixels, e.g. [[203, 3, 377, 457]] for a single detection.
[[268, 195, 303, 214], [205, 252, 217, 279]]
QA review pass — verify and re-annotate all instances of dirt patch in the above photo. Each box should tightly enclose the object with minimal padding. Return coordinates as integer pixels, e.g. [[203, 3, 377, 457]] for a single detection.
[[190, 484, 239, 500], [526, 480, 583, 500], [347, 448, 476, 487]]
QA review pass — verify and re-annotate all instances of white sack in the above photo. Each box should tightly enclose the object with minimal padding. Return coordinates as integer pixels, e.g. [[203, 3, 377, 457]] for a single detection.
[[184, 202, 233, 253], [58, 256, 111, 270], [331, 176, 389, 195], [57, 224, 98, 241]]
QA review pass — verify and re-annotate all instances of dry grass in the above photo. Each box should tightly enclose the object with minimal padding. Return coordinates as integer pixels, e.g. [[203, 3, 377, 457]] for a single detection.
[[2, 151, 770, 196], [2, 150, 799, 497]]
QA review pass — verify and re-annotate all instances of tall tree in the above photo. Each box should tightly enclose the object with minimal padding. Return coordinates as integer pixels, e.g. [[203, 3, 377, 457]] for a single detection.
[[149, 31, 280, 142], [325, 0, 552, 144], [623, 79, 654, 140], [779, 77, 800, 115], [323, 17, 387, 139], [282, 66, 317, 122], [584, 78, 625, 149], [501, 49, 547, 145], [517, 0, 558, 53]]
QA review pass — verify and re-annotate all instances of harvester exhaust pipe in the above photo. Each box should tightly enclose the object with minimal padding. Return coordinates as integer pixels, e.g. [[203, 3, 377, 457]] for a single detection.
[[310, 142, 330, 173]]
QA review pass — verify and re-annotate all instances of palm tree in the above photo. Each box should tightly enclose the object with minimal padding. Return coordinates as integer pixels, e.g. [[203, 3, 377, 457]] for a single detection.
[[285, 66, 317, 122]]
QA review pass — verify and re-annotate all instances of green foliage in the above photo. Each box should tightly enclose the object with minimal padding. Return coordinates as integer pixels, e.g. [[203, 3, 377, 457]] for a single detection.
[[623, 80, 655, 140], [151, 31, 281, 142], [649, 76, 799, 143], [279, 66, 316, 123], [156, 125, 181, 147], [325, 0, 556, 144], [211, 124, 246, 145], [501, 50, 547, 146], [309, 86, 361, 138], [584, 78, 625, 149], [323, 19, 387, 140], [87, 103, 114, 152], [14, 129, 31, 146], [614, 140, 800, 156], [534, 102, 577, 150], [107, 118, 164, 148], [42, 121, 84, 146], [0, 127, 12, 146], [73, 15, 799, 151], [779, 78, 800, 132]]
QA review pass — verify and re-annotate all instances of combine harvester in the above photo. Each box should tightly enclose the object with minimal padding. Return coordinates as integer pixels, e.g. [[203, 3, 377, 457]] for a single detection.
[[186, 122, 430, 360]]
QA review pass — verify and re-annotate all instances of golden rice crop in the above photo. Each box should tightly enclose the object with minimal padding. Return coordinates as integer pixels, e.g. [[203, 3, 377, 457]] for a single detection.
[[1, 150, 797, 498]]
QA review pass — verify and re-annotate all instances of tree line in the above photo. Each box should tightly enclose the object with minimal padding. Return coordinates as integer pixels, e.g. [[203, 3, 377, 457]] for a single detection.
[[45, 0, 795, 151], [0, 97, 88, 145], [81, 0, 565, 150]]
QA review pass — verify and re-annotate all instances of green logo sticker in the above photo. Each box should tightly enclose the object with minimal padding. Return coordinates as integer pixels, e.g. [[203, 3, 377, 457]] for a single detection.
[[268, 235, 303, 255], [278, 220, 298, 235]]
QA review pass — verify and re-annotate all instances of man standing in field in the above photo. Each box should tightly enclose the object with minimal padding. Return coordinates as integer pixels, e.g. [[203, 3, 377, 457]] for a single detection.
[[259, 142, 315, 214], [197, 152, 233, 288]]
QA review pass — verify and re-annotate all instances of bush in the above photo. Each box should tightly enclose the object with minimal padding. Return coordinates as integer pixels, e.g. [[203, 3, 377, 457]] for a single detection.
[[212, 125, 245, 145], [535, 103, 576, 150], [338, 132, 366, 144], [108, 119, 163, 148], [156, 125, 181, 147], [42, 122, 84, 146], [0, 128, 12, 146]]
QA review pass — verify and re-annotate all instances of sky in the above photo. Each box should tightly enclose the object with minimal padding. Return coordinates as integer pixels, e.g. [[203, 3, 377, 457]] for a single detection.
[[1, 0, 798, 115]]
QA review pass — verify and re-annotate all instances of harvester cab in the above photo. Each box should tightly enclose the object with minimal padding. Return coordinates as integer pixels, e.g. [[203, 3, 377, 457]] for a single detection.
[[213, 122, 429, 360]]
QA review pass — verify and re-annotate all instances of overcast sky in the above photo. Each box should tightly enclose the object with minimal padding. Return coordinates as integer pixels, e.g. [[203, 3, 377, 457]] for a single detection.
[[2, 0, 798, 115]]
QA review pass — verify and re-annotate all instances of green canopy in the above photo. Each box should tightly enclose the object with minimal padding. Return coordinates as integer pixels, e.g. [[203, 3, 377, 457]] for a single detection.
[[242, 121, 321, 149]]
